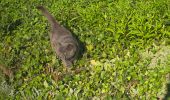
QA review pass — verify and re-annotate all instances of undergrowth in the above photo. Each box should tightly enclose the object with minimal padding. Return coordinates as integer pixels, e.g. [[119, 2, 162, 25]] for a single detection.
[[0, 0, 170, 99]]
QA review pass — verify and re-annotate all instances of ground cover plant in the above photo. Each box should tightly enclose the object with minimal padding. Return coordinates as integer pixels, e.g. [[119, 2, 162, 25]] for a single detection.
[[0, 0, 170, 99]]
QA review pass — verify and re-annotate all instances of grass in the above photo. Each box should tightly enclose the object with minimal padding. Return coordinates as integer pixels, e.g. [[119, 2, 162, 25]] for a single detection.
[[0, 0, 170, 99]]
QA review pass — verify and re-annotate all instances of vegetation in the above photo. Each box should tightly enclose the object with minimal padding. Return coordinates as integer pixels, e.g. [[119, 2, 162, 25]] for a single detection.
[[0, 0, 170, 99]]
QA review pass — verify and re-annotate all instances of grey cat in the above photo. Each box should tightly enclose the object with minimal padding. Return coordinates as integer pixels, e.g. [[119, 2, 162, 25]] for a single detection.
[[37, 6, 79, 67]]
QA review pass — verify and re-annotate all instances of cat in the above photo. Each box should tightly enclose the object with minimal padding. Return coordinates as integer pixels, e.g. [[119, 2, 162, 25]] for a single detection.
[[36, 6, 79, 67]]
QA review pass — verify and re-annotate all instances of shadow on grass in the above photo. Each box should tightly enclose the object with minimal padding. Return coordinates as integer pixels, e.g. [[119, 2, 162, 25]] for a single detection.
[[4, 19, 22, 33], [73, 33, 86, 60], [164, 83, 170, 100]]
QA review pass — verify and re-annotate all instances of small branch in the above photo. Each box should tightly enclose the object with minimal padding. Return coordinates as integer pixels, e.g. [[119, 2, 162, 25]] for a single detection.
[[0, 65, 13, 78]]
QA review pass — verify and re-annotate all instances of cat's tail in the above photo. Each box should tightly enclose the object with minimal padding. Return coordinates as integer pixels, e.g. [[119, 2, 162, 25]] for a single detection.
[[36, 6, 59, 27]]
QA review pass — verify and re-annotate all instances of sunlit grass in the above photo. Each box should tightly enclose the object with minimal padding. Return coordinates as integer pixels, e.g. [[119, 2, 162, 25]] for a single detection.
[[0, 0, 170, 99]]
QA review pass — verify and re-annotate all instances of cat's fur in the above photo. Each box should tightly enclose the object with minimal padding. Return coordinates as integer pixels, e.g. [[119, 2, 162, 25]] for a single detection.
[[37, 6, 79, 67]]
